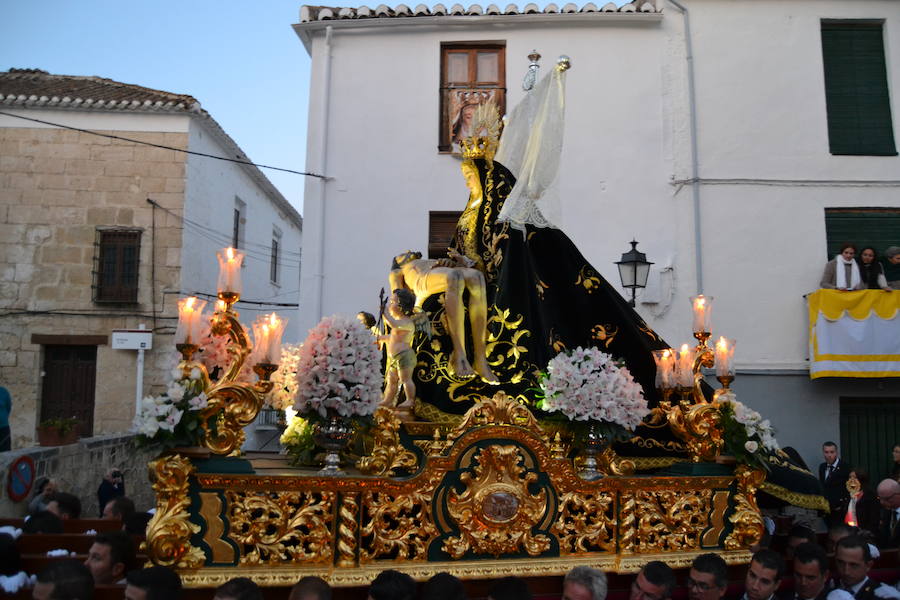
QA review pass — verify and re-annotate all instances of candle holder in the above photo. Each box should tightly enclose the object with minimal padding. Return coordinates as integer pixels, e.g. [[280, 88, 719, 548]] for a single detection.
[[218, 291, 241, 306], [716, 375, 734, 392], [175, 343, 199, 362], [253, 362, 279, 383], [692, 331, 714, 371]]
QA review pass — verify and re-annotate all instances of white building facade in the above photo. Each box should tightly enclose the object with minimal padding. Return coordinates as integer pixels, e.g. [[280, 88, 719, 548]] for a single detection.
[[0, 70, 302, 447], [293, 0, 900, 473]]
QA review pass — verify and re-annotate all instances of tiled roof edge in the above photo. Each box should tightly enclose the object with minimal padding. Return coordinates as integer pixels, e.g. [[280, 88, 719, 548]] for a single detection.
[[300, 1, 659, 22]]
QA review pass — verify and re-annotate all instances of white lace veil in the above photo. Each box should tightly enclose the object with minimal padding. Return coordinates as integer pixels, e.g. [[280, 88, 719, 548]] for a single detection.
[[495, 57, 569, 229]]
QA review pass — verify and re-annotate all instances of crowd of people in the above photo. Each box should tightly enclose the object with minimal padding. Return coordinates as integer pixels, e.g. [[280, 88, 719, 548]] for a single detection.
[[820, 244, 900, 291]]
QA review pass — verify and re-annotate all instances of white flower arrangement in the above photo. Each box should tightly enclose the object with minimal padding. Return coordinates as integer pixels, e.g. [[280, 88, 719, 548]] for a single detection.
[[539, 346, 649, 430], [267, 343, 303, 411], [132, 369, 208, 448], [717, 391, 779, 468], [293, 314, 382, 421]]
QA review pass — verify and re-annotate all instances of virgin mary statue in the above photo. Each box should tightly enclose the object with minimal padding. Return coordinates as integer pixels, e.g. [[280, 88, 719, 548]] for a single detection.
[[410, 57, 671, 438]]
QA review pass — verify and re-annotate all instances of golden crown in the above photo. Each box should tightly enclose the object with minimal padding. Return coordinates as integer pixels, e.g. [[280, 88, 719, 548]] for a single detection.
[[458, 102, 501, 160], [459, 135, 497, 160]]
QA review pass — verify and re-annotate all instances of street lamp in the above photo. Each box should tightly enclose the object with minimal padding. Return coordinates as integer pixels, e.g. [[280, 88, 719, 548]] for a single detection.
[[616, 240, 653, 307]]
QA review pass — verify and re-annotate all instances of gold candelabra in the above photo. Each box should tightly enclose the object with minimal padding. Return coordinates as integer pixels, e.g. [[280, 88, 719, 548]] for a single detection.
[[649, 295, 737, 462], [175, 290, 278, 455]]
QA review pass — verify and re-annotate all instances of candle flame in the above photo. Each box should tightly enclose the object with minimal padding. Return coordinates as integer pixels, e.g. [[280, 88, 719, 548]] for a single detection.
[[184, 297, 196, 310], [695, 296, 705, 308], [226, 247, 235, 260], [680, 343, 690, 353], [716, 336, 728, 351], [268, 313, 280, 327], [662, 349, 671, 359]]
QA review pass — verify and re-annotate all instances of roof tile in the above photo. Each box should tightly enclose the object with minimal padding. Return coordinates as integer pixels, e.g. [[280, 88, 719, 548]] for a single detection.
[[298, 1, 658, 21]]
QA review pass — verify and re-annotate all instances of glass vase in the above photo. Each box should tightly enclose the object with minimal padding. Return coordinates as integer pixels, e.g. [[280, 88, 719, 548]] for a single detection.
[[312, 412, 353, 476], [579, 421, 610, 481]]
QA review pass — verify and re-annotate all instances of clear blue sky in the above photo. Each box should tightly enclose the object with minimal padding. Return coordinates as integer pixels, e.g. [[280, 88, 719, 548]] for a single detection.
[[1, 0, 313, 214], [2, 1, 624, 216]]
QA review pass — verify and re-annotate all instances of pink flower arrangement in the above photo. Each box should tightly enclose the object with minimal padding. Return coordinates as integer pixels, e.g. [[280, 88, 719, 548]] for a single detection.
[[293, 315, 382, 420], [539, 346, 648, 430]]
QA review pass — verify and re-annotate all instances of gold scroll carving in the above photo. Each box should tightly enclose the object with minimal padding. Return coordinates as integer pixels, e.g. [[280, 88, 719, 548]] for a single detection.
[[724, 466, 766, 550], [224, 490, 335, 565], [357, 406, 418, 476], [144, 455, 205, 569]]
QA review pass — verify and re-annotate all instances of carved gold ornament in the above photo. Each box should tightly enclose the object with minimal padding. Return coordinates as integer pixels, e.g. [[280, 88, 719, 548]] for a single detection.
[[224, 489, 335, 565], [444, 445, 551, 558], [666, 401, 724, 463], [725, 465, 766, 550], [360, 485, 439, 563], [144, 455, 205, 569], [357, 406, 418, 476], [553, 491, 616, 553]]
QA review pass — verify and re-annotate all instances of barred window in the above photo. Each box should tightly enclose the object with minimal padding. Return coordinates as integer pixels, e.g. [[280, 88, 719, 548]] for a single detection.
[[94, 229, 141, 303]]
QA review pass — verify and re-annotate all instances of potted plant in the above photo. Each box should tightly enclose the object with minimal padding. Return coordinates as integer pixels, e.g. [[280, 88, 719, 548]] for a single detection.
[[37, 416, 81, 446]]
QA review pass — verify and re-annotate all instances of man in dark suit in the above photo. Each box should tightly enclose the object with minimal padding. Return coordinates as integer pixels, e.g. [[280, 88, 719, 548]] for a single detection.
[[780, 543, 830, 600], [818, 441, 851, 526], [876, 478, 900, 549], [833, 535, 895, 600]]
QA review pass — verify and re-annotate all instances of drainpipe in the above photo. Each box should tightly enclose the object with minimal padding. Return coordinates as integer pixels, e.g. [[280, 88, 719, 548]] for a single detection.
[[313, 25, 334, 321], [667, 0, 703, 294]]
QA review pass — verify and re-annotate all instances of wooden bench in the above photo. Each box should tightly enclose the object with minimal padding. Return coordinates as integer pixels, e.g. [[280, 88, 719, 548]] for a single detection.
[[0, 517, 123, 533]]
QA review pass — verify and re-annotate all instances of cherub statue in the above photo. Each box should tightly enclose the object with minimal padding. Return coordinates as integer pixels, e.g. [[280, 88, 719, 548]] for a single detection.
[[379, 288, 419, 409], [389, 251, 498, 383]]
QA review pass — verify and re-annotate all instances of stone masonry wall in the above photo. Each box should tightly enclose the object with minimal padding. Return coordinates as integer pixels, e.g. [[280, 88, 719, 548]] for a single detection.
[[0, 125, 188, 448], [0, 433, 157, 518]]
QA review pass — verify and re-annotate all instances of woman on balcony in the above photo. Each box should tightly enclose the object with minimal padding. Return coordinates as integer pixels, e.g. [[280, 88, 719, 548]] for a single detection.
[[820, 243, 865, 291], [857, 247, 892, 291]]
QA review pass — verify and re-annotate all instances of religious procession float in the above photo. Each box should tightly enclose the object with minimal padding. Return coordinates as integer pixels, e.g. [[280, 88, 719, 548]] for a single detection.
[[135, 56, 826, 589]]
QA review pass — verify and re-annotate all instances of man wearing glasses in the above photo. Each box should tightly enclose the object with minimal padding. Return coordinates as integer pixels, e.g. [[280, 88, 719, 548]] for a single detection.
[[787, 543, 830, 600], [687, 553, 728, 600], [876, 478, 900, 549], [630, 561, 675, 600]]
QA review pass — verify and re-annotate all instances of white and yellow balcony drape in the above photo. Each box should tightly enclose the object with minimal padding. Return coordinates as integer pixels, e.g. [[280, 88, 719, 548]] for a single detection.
[[808, 289, 900, 378]]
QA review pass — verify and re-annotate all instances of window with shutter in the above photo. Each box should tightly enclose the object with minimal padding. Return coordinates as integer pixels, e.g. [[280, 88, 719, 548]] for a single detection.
[[439, 43, 506, 152], [94, 229, 141, 303], [821, 20, 896, 156], [429, 211, 463, 259]]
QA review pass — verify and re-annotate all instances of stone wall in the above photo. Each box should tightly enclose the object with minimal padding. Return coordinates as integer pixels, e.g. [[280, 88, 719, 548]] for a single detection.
[[0, 433, 157, 518], [0, 125, 187, 447]]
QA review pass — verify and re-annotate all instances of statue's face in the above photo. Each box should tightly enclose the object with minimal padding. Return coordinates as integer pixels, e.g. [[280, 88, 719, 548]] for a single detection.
[[461, 161, 482, 196]]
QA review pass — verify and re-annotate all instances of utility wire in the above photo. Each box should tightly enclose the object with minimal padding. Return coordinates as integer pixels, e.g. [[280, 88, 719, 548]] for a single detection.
[[146, 198, 303, 267], [0, 109, 326, 179]]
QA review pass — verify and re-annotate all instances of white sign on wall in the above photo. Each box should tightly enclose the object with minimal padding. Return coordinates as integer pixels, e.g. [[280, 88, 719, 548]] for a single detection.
[[111, 329, 153, 350]]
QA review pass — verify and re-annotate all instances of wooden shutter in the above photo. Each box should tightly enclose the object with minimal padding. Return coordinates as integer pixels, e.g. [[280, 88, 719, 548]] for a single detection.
[[824, 208, 900, 282], [821, 22, 897, 156], [40, 345, 97, 436], [429, 211, 462, 259], [439, 43, 506, 152]]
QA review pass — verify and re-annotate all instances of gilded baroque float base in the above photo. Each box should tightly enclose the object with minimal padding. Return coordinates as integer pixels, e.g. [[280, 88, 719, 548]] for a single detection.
[[146, 394, 762, 587]]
